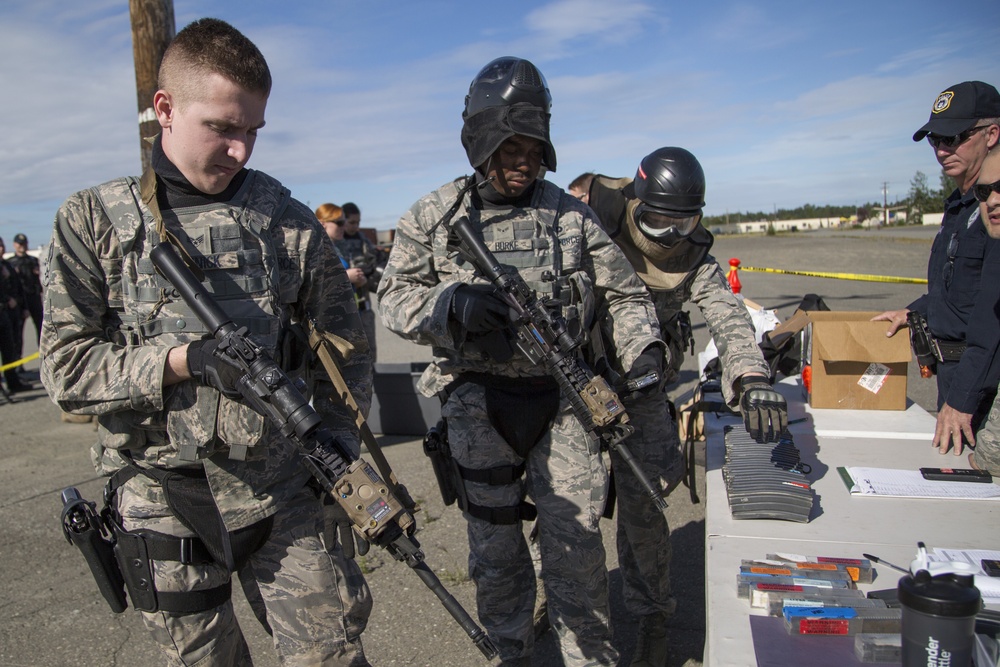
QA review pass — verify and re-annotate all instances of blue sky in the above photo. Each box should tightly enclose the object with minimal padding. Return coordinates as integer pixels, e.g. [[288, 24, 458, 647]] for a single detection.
[[2, 0, 1000, 247]]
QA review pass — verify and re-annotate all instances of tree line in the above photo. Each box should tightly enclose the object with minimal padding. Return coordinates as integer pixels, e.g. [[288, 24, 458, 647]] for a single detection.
[[702, 168, 957, 228]]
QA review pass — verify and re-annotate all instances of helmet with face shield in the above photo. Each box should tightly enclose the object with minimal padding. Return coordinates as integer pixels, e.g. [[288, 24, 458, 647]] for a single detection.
[[460, 56, 557, 173], [632, 147, 705, 247]]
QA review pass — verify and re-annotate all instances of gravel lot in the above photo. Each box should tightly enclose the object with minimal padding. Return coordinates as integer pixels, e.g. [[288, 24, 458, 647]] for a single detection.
[[0, 224, 938, 666]]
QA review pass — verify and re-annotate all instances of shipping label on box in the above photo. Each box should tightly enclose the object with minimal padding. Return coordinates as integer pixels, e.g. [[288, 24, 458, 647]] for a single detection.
[[807, 311, 911, 410]]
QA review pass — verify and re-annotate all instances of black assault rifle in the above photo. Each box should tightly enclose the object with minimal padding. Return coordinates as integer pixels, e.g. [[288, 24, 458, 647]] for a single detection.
[[449, 215, 668, 513], [149, 242, 498, 660]]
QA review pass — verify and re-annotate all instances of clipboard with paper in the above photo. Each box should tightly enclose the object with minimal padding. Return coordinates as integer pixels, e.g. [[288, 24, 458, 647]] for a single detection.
[[837, 466, 1000, 500]]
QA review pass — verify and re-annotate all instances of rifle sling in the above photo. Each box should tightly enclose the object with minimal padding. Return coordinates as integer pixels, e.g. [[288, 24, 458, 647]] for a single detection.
[[306, 323, 402, 491]]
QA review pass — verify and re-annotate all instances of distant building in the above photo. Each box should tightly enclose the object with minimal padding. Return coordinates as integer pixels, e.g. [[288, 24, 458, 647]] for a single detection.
[[731, 217, 839, 233], [729, 211, 943, 233]]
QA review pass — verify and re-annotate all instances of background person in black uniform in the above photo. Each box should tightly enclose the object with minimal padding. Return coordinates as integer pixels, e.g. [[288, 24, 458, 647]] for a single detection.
[[873, 81, 1000, 456], [0, 237, 31, 393], [9, 233, 43, 352]]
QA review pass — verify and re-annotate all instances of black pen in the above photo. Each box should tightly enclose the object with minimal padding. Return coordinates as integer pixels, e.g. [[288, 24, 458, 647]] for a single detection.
[[863, 553, 910, 574]]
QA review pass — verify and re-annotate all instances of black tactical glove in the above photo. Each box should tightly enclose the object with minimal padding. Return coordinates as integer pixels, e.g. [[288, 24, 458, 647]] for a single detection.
[[740, 378, 788, 443], [327, 501, 370, 559], [186, 339, 245, 400], [624, 347, 664, 396], [450, 284, 510, 333]]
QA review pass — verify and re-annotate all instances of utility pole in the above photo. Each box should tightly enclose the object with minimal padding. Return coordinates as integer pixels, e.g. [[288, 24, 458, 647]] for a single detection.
[[129, 0, 175, 172], [882, 181, 889, 227]]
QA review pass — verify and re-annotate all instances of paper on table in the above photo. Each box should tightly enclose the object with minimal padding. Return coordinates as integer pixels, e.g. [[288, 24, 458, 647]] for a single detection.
[[838, 467, 1000, 500], [931, 548, 1000, 603]]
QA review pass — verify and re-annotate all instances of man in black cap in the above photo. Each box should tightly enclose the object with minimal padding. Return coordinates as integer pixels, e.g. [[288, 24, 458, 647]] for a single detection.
[[874, 81, 1000, 457], [9, 233, 43, 354]]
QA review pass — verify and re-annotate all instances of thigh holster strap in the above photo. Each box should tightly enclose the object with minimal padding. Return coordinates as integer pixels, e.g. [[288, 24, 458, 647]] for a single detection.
[[464, 500, 538, 525], [457, 461, 527, 486], [114, 527, 232, 614], [141, 532, 215, 565], [154, 580, 233, 615]]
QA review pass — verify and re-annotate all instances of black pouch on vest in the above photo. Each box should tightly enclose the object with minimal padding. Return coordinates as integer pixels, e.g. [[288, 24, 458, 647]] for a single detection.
[[113, 527, 158, 612], [484, 378, 561, 459], [158, 468, 274, 572]]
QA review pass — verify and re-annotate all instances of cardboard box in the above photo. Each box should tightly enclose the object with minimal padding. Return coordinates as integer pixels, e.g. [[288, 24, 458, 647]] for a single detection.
[[368, 362, 442, 435], [807, 311, 910, 410]]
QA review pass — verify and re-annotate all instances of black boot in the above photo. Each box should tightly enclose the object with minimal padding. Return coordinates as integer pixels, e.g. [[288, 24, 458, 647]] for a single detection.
[[631, 612, 669, 667]]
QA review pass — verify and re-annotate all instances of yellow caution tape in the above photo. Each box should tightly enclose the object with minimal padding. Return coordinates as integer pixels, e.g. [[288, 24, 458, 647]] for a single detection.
[[738, 266, 927, 285], [0, 351, 39, 373]]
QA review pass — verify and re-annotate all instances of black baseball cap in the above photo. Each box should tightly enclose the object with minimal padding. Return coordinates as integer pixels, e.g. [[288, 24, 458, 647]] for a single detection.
[[12, 233, 26, 244], [912, 81, 1000, 142]]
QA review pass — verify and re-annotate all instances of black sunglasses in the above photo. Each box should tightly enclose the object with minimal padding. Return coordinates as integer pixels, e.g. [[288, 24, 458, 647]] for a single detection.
[[927, 124, 991, 149], [974, 179, 1000, 203]]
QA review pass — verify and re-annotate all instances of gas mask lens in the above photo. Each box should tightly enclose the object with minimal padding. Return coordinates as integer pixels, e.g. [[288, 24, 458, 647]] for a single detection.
[[637, 207, 701, 239]]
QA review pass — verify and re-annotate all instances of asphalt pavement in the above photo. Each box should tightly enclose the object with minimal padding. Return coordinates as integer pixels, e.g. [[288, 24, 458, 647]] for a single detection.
[[0, 224, 938, 666]]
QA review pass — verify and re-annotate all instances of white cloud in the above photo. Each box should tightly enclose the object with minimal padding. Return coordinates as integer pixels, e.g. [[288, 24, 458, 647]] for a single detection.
[[2, 0, 999, 247], [0, 8, 137, 209], [707, 2, 805, 51], [525, 0, 656, 46], [877, 45, 959, 74]]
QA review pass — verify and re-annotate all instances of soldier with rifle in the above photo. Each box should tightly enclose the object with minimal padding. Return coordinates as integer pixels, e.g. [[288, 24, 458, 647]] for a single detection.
[[378, 56, 665, 667], [42, 18, 439, 666]]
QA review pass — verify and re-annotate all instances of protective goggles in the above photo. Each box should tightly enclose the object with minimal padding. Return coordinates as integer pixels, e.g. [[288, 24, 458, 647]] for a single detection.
[[973, 179, 1000, 203], [634, 203, 702, 239]]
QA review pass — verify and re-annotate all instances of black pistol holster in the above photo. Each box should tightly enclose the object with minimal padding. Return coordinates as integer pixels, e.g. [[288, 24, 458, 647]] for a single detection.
[[60, 462, 242, 615], [906, 310, 937, 376], [111, 525, 159, 612], [60, 488, 128, 613], [422, 415, 538, 525], [110, 523, 229, 614], [423, 419, 458, 507]]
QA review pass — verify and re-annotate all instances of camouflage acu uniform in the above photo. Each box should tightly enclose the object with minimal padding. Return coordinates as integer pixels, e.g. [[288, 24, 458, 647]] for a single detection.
[[973, 395, 1000, 474], [334, 233, 383, 362], [377, 177, 661, 666], [40, 169, 374, 666], [590, 178, 769, 620]]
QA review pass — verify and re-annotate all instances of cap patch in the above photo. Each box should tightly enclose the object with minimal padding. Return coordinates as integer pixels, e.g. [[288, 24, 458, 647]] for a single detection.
[[933, 91, 954, 114]]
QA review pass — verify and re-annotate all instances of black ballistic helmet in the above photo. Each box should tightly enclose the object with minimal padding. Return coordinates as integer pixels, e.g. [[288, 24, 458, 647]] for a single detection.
[[633, 147, 706, 246], [461, 57, 557, 172]]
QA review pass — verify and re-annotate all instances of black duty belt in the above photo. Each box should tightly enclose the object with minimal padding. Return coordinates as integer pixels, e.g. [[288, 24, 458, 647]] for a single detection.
[[451, 371, 558, 393], [933, 338, 967, 363]]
